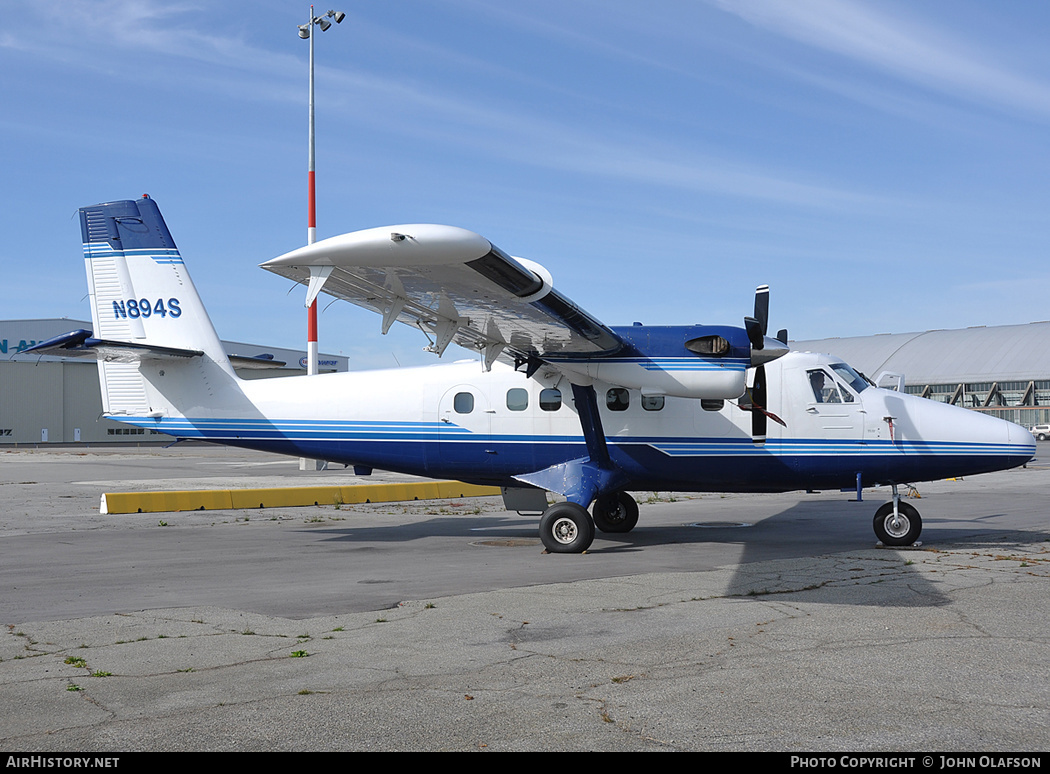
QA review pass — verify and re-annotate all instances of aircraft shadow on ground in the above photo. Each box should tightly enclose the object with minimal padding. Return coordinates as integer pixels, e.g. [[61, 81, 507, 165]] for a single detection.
[[303, 497, 1048, 611], [305, 514, 539, 544]]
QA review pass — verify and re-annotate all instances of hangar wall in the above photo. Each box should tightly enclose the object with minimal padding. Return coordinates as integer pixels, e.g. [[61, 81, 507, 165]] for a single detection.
[[0, 360, 165, 444], [0, 319, 348, 445]]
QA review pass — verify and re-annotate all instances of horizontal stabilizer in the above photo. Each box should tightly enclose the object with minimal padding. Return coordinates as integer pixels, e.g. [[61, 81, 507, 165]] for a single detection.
[[24, 329, 203, 363], [228, 354, 288, 369]]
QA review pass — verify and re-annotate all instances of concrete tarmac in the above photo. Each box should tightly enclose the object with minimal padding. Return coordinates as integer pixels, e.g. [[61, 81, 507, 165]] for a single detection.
[[0, 445, 1047, 751]]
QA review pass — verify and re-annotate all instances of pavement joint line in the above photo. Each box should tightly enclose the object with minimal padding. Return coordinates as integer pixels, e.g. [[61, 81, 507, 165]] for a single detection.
[[100, 481, 502, 514]]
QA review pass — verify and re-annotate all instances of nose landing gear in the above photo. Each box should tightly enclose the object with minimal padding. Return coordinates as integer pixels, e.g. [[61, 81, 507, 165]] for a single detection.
[[873, 484, 922, 546]]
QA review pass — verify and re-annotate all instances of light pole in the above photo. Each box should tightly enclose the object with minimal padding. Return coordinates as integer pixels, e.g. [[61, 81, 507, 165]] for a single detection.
[[298, 7, 345, 377], [297, 7, 344, 472]]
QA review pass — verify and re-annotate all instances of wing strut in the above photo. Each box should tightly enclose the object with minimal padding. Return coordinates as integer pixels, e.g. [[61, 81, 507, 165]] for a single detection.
[[571, 384, 611, 469], [513, 383, 627, 507]]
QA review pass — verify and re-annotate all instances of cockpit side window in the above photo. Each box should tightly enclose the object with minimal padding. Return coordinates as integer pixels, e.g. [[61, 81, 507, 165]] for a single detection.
[[807, 369, 842, 404]]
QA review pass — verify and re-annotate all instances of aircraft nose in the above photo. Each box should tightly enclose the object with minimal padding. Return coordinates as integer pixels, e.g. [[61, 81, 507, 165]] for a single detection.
[[965, 408, 1036, 466], [892, 391, 1036, 472], [1011, 422, 1037, 450], [959, 406, 1031, 447]]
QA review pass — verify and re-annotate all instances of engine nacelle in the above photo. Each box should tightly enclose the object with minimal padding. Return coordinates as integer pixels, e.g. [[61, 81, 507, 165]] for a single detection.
[[549, 324, 757, 399]]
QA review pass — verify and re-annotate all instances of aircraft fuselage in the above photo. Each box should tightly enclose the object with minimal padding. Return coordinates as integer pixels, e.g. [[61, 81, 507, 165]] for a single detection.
[[123, 350, 1034, 495]]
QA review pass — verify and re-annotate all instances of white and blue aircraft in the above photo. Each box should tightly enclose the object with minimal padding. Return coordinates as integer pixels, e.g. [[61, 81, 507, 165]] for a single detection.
[[31, 196, 1036, 553]]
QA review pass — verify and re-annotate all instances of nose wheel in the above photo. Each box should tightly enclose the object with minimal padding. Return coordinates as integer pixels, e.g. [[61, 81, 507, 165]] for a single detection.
[[873, 501, 922, 546]]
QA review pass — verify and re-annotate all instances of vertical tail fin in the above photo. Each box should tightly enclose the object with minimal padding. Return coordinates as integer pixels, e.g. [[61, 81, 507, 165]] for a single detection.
[[81, 196, 237, 417]]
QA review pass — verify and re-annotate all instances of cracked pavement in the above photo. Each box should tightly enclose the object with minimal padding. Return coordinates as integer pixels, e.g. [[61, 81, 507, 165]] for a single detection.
[[0, 446, 1047, 750]]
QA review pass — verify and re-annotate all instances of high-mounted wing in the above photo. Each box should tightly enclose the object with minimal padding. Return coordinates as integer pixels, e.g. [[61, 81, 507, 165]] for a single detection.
[[261, 225, 623, 369]]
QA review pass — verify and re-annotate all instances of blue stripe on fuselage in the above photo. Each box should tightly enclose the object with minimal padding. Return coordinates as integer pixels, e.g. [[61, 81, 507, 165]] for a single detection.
[[110, 415, 1033, 491]]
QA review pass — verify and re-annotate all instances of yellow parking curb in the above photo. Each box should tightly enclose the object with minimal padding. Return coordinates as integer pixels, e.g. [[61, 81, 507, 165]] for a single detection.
[[100, 481, 502, 515]]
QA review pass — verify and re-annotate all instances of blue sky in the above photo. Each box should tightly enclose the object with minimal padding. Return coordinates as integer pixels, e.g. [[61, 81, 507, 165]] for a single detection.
[[3, 0, 1050, 369]]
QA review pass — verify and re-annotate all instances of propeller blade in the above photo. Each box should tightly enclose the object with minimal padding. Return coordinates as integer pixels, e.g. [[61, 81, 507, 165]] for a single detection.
[[745, 285, 771, 352], [752, 364, 767, 445], [754, 285, 769, 336], [744, 286, 786, 444], [744, 316, 764, 350]]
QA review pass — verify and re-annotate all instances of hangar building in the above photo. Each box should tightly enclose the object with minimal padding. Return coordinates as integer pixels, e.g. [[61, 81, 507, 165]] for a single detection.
[[794, 321, 1050, 430], [0, 318, 347, 445], [4, 317, 1046, 445]]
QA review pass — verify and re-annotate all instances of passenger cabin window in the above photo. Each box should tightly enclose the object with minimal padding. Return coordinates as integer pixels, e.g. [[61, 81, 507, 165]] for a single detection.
[[454, 392, 474, 414], [700, 399, 724, 412], [641, 395, 665, 411], [506, 388, 528, 411], [539, 388, 562, 411], [606, 388, 630, 412]]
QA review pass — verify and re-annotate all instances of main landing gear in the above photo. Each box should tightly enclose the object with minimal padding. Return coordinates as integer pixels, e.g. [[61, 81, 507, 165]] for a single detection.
[[872, 484, 923, 546], [538, 492, 639, 553], [592, 491, 640, 533]]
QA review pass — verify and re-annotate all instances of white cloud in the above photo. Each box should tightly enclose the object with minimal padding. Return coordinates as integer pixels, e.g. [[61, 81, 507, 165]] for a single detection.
[[710, 0, 1050, 119]]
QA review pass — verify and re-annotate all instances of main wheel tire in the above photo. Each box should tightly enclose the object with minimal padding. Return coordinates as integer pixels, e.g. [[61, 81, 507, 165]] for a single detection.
[[539, 502, 595, 553], [592, 492, 639, 533], [873, 501, 922, 546]]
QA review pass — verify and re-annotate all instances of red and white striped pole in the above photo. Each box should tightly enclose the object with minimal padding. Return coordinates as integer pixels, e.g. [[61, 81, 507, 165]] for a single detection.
[[301, 6, 344, 375], [306, 4, 319, 377], [298, 6, 344, 470]]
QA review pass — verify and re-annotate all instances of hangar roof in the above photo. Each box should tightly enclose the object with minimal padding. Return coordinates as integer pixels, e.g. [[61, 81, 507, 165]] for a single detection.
[[792, 322, 1050, 385]]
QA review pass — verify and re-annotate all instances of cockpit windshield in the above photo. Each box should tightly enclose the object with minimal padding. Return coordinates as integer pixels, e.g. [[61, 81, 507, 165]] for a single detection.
[[830, 362, 869, 394]]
